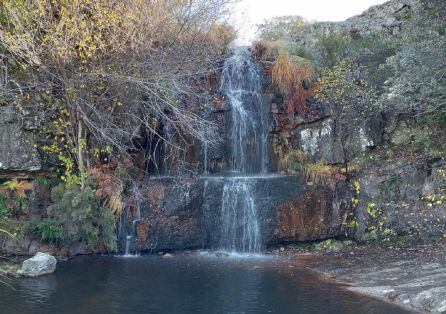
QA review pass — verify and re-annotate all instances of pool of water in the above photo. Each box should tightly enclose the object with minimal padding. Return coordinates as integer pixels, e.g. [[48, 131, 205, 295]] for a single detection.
[[0, 253, 410, 314]]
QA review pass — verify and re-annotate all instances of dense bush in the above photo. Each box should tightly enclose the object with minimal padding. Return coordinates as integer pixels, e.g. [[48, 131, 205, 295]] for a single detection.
[[315, 32, 352, 68], [47, 184, 117, 251], [0, 195, 9, 224], [0, 0, 234, 187], [0, 180, 35, 236], [30, 219, 64, 246], [313, 32, 396, 89]]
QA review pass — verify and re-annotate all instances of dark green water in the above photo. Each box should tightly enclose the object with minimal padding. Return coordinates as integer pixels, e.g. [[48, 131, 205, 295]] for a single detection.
[[0, 254, 410, 314]]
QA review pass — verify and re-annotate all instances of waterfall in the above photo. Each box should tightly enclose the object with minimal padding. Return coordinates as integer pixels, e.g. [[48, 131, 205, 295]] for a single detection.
[[219, 179, 260, 252], [117, 47, 271, 255], [220, 47, 269, 174], [123, 183, 142, 256], [206, 47, 269, 253]]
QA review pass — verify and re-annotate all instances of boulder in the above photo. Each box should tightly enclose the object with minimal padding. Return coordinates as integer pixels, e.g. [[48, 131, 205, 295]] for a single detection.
[[17, 252, 57, 277]]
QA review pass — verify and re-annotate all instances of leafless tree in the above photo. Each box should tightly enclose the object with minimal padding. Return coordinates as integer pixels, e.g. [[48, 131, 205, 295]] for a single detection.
[[0, 0, 236, 184]]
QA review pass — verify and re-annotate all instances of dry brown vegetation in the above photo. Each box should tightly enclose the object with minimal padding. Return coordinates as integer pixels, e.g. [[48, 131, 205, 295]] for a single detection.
[[272, 53, 313, 93], [303, 161, 335, 184], [278, 149, 307, 170], [271, 52, 314, 115], [252, 40, 278, 62], [0, 179, 33, 198], [278, 149, 340, 184]]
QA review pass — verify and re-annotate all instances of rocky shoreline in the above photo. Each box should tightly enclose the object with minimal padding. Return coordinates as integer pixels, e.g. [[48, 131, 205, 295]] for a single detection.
[[276, 240, 446, 313]]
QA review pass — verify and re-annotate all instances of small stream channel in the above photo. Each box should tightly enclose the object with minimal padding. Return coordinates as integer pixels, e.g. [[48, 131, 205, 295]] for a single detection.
[[0, 254, 410, 314]]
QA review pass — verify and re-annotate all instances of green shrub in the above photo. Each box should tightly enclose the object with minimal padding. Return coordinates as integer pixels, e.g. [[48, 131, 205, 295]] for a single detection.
[[315, 32, 395, 70], [257, 16, 305, 41], [34, 176, 59, 189], [313, 239, 351, 252], [292, 46, 313, 61], [0, 179, 32, 218], [316, 32, 351, 68], [47, 184, 117, 251], [0, 195, 13, 236], [32, 219, 64, 246], [0, 196, 29, 238], [0, 195, 9, 223]]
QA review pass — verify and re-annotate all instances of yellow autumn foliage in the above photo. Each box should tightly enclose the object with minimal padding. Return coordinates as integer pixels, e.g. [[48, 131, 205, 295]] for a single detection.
[[0, 0, 233, 65]]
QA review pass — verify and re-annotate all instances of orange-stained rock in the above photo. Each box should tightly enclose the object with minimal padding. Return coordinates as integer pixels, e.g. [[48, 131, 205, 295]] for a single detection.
[[123, 175, 350, 253], [276, 184, 347, 242]]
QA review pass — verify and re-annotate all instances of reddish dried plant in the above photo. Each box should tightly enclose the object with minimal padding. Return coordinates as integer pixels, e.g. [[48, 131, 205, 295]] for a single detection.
[[87, 159, 132, 216], [0, 179, 33, 198], [272, 53, 314, 116]]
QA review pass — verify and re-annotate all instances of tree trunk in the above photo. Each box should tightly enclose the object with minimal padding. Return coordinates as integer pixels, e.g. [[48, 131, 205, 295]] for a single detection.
[[77, 112, 86, 189]]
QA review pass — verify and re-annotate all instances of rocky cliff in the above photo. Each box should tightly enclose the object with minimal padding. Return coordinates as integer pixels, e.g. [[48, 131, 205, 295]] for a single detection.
[[119, 176, 350, 253], [0, 105, 42, 179], [276, 0, 446, 241], [293, 0, 420, 49]]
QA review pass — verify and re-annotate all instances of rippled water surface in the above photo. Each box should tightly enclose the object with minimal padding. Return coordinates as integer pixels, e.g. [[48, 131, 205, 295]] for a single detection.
[[0, 254, 410, 314]]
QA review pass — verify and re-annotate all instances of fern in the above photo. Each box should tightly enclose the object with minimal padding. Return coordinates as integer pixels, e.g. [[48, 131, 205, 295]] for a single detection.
[[0, 179, 33, 198], [47, 184, 117, 251]]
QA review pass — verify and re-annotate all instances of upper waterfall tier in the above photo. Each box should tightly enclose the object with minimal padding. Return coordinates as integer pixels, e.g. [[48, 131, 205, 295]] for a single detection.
[[220, 47, 270, 175]]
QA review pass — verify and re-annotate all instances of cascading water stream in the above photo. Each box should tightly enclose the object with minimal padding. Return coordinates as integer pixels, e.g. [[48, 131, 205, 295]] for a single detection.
[[119, 47, 270, 255], [220, 47, 269, 175], [124, 183, 142, 256], [219, 179, 260, 252], [206, 46, 269, 253]]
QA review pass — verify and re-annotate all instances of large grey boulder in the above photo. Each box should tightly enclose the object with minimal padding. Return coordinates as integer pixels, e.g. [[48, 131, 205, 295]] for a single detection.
[[17, 252, 57, 277]]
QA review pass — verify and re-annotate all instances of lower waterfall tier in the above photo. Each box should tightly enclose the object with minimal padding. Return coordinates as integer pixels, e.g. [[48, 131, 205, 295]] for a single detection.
[[118, 175, 350, 254]]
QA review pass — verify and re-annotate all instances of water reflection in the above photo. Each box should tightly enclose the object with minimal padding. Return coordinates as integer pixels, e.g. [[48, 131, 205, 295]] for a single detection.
[[0, 254, 410, 314], [18, 275, 57, 306]]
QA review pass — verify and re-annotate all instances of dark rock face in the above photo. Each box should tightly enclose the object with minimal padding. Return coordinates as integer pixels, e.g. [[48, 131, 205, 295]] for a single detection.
[[354, 159, 446, 240], [275, 183, 350, 242], [139, 177, 206, 251], [122, 175, 349, 253], [293, 0, 420, 50], [0, 105, 41, 178], [0, 235, 105, 256]]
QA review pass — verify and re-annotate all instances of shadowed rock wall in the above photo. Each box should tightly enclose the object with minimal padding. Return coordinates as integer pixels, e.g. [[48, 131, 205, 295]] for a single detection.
[[120, 176, 349, 253]]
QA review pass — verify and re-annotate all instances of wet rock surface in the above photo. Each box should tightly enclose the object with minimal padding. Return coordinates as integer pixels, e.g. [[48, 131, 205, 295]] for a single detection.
[[0, 105, 42, 178], [297, 241, 446, 313], [121, 175, 349, 253], [0, 235, 107, 257], [354, 159, 446, 240]]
